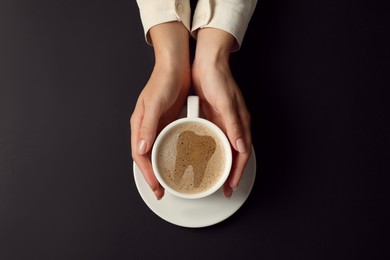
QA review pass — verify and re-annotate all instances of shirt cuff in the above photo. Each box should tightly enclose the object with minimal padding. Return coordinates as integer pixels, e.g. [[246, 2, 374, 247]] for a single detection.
[[136, 0, 191, 46], [191, 0, 258, 52]]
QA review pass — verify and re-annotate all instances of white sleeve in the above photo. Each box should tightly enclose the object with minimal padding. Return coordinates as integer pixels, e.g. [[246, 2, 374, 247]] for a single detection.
[[191, 0, 258, 52], [136, 0, 191, 46]]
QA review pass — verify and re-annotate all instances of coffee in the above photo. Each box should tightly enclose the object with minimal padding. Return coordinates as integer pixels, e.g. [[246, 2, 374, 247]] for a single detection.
[[155, 121, 227, 194]]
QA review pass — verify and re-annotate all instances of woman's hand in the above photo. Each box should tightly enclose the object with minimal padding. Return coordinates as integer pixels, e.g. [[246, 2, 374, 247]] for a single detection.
[[130, 22, 191, 199], [192, 28, 252, 198]]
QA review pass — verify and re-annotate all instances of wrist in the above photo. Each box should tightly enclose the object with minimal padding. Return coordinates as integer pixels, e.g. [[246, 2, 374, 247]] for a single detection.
[[193, 28, 234, 66], [150, 21, 190, 69], [154, 53, 190, 74]]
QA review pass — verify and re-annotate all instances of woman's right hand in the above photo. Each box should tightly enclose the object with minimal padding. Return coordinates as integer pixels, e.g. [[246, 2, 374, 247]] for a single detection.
[[130, 22, 191, 199]]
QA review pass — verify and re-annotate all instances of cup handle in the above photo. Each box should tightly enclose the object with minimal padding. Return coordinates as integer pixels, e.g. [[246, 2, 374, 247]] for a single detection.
[[187, 95, 199, 118]]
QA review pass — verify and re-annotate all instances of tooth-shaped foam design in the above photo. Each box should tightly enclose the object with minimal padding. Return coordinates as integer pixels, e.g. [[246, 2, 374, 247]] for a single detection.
[[174, 131, 216, 187]]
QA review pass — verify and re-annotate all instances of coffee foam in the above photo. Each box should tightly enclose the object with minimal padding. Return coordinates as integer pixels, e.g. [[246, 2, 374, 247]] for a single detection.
[[156, 122, 226, 194]]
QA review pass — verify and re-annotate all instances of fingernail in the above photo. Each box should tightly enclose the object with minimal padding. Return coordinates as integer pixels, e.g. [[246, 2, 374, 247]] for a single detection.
[[230, 180, 238, 191], [138, 139, 147, 154], [154, 187, 164, 200], [225, 188, 233, 198], [236, 138, 246, 153], [156, 192, 164, 200]]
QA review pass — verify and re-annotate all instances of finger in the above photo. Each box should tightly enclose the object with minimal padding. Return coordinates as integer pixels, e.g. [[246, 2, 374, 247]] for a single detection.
[[237, 99, 252, 149], [229, 150, 251, 189], [223, 181, 233, 198], [137, 101, 162, 155], [221, 103, 248, 154], [224, 101, 252, 189], [136, 155, 165, 199], [130, 103, 143, 156], [130, 106, 164, 199]]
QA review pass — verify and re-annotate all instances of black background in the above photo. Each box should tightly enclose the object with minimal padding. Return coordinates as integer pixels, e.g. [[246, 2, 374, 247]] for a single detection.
[[1, 0, 389, 259]]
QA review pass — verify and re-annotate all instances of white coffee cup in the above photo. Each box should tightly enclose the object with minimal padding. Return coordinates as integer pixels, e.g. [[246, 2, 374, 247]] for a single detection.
[[151, 95, 232, 199]]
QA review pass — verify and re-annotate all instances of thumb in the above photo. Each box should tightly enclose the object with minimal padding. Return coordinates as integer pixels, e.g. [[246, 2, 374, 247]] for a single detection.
[[223, 112, 247, 154], [137, 104, 162, 155]]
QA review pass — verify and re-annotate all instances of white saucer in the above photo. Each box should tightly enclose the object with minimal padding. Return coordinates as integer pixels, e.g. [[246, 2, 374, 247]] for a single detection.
[[133, 146, 256, 228]]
